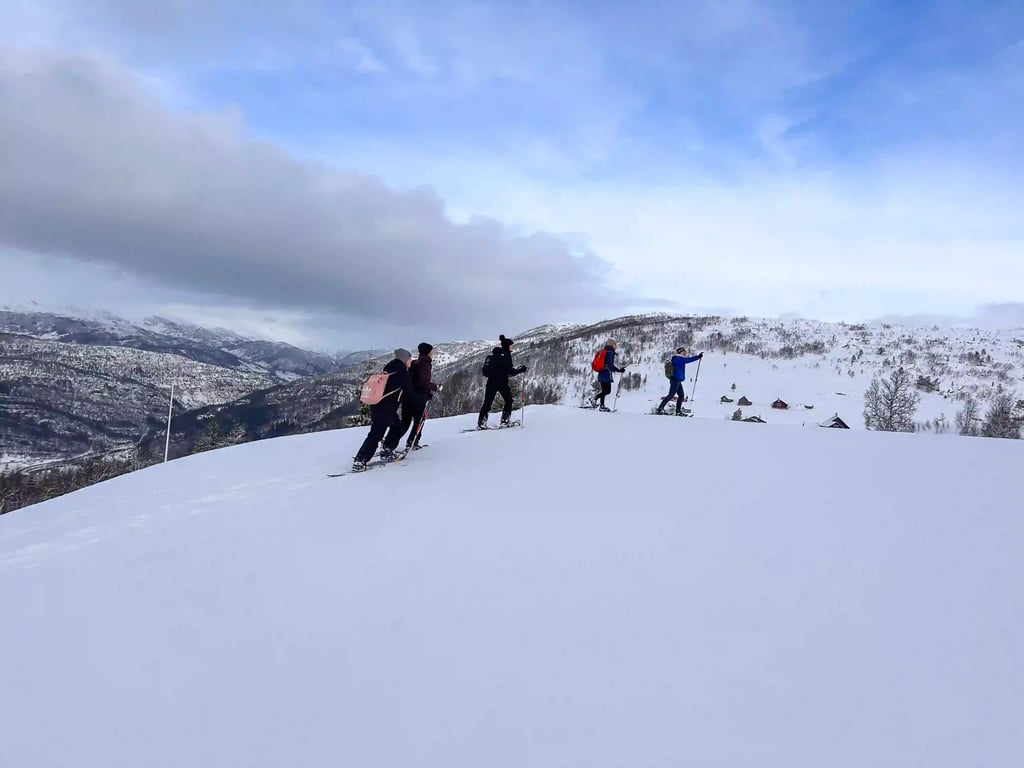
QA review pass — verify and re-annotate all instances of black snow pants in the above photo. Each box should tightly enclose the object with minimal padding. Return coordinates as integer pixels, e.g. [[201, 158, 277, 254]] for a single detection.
[[384, 397, 426, 451], [479, 379, 514, 423], [355, 403, 400, 462]]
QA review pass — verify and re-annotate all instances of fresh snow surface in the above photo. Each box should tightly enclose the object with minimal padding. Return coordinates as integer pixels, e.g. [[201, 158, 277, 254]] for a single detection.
[[2, 406, 1023, 766]]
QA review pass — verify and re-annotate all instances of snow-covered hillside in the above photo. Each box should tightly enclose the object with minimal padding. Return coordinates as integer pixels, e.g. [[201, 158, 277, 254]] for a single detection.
[[0, 309, 353, 465], [438, 314, 1024, 433], [2, 406, 1022, 766]]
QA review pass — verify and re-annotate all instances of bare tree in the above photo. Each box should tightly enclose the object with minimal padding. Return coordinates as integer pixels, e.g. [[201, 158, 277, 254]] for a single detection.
[[955, 395, 981, 436], [863, 367, 920, 432], [981, 393, 1022, 439]]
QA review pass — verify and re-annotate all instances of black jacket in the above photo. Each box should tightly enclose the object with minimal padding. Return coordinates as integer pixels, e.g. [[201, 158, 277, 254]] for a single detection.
[[487, 346, 525, 385], [374, 357, 417, 412]]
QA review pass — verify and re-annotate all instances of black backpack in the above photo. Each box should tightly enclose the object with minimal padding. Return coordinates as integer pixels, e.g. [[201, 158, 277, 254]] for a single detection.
[[664, 359, 674, 378], [481, 353, 497, 377]]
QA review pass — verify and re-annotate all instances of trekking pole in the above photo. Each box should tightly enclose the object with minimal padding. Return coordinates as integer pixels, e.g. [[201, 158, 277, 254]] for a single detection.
[[611, 364, 629, 412], [690, 355, 703, 404], [412, 401, 429, 447]]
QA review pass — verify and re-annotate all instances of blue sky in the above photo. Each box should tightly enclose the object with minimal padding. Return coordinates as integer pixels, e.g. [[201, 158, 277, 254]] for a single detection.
[[2, 1, 1024, 347]]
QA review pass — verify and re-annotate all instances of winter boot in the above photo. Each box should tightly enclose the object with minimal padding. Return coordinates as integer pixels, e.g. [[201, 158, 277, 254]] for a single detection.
[[379, 446, 397, 462], [477, 417, 488, 430], [351, 459, 367, 473], [599, 405, 611, 412]]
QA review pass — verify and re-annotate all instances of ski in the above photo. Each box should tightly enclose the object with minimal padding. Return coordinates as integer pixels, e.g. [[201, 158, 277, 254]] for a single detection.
[[328, 449, 411, 477], [460, 420, 522, 433]]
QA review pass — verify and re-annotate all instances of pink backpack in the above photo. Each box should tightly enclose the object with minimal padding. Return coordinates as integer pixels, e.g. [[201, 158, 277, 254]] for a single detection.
[[360, 372, 397, 405]]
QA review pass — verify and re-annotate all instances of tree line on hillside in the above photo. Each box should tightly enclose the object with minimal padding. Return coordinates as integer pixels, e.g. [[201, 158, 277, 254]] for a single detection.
[[863, 366, 1022, 438]]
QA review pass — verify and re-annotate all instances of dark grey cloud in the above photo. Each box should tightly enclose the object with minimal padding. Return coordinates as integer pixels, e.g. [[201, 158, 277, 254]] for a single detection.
[[0, 48, 639, 340]]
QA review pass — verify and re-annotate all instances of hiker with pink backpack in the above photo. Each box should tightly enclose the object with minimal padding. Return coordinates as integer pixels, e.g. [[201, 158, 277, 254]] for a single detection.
[[352, 348, 418, 472]]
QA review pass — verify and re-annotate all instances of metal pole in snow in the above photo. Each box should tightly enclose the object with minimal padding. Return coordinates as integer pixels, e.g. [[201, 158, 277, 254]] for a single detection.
[[164, 384, 174, 463]]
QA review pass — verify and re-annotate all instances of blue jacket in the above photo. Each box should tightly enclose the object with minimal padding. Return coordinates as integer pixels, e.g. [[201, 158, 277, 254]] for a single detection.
[[598, 346, 624, 383], [670, 353, 701, 381]]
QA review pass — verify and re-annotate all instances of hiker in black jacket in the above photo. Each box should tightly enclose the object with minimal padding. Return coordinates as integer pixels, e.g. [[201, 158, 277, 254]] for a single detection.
[[353, 348, 417, 471], [477, 334, 526, 428], [383, 342, 440, 452]]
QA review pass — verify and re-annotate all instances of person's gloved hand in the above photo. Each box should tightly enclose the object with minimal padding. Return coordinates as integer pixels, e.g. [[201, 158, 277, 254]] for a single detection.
[[518, 365, 527, 373]]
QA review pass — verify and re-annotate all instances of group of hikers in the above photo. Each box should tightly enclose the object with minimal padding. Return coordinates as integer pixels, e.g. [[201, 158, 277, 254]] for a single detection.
[[352, 334, 528, 472], [352, 335, 703, 472]]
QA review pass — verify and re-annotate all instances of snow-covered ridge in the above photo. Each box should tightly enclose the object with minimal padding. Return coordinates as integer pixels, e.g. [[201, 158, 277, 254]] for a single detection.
[[433, 313, 1024, 433], [2, 405, 1021, 766], [0, 309, 352, 465]]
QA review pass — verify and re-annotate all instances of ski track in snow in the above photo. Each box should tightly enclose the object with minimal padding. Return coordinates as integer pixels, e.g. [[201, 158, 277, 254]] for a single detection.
[[1, 405, 1023, 766]]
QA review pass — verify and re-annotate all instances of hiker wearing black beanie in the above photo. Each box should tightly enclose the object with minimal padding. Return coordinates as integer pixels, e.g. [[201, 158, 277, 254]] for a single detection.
[[477, 334, 527, 428], [382, 342, 440, 452]]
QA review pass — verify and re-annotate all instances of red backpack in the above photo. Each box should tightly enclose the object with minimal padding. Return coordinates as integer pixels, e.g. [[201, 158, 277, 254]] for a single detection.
[[591, 348, 607, 372]]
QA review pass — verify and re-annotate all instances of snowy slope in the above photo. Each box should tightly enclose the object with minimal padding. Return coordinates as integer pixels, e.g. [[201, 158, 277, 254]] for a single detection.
[[436, 314, 1024, 432], [2, 407, 1023, 766]]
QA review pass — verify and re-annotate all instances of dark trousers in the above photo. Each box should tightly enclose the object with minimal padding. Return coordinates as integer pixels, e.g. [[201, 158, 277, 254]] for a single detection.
[[658, 379, 685, 412], [355, 404, 399, 462], [384, 398, 426, 450], [595, 380, 612, 406], [479, 379, 514, 422]]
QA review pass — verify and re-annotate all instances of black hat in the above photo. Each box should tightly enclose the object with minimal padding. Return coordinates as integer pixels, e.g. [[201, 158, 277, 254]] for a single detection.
[[500, 334, 514, 348], [418, 342, 433, 355]]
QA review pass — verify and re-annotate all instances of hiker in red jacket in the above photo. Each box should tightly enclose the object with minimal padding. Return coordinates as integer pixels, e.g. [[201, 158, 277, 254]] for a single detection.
[[383, 342, 440, 452], [352, 348, 416, 471]]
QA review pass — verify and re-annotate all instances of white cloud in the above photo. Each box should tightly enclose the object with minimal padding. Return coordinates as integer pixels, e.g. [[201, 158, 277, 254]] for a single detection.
[[0, 47, 646, 344]]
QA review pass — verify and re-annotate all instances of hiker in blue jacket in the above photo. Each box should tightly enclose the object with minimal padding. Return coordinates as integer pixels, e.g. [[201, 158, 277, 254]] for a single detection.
[[590, 338, 626, 411], [656, 346, 703, 415]]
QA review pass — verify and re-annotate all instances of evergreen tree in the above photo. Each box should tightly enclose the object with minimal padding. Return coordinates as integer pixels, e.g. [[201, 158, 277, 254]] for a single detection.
[[981, 393, 1021, 439]]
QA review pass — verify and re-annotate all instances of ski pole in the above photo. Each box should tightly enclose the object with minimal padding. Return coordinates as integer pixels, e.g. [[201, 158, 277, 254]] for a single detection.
[[606, 362, 630, 411], [611, 367, 627, 412], [521, 381, 526, 428], [413, 402, 429, 446], [690, 355, 703, 404]]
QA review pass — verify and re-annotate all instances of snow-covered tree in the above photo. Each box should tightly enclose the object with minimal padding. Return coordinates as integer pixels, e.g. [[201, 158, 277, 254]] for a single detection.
[[955, 395, 981, 436], [863, 367, 920, 432]]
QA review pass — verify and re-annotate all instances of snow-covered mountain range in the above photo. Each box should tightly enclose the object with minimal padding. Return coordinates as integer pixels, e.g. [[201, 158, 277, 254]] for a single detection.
[[5, 309, 1023, 471], [0, 309, 363, 466], [2, 405, 1021, 766]]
